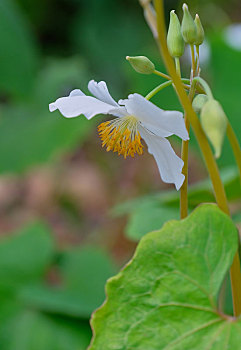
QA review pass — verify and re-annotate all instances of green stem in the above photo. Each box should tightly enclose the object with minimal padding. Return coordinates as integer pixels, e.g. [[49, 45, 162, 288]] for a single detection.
[[180, 46, 197, 219], [153, 69, 171, 80], [155, 0, 241, 317], [180, 80, 197, 219], [192, 77, 213, 99], [196, 45, 200, 76], [227, 122, 241, 184], [175, 57, 181, 77], [145, 79, 190, 100], [190, 44, 196, 80]]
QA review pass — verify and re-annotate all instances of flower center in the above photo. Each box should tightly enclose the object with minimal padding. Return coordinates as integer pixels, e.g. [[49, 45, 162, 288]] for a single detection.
[[98, 116, 144, 158]]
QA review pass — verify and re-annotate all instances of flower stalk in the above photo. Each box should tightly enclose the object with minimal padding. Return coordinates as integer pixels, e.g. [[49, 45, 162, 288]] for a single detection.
[[227, 122, 241, 184], [154, 0, 241, 317], [145, 78, 190, 100], [180, 41, 197, 219]]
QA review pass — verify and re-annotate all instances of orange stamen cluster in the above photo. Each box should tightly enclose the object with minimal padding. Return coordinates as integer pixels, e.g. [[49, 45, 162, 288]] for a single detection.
[[98, 118, 144, 158]]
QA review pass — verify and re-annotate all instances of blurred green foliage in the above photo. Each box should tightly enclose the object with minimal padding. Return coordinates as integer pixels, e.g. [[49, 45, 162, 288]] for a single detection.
[[0, 0, 240, 348], [113, 167, 241, 241], [0, 223, 116, 349], [0, 0, 240, 173]]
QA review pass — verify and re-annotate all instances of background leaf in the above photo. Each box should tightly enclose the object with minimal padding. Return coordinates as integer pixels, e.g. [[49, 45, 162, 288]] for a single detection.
[[20, 246, 117, 318], [0, 224, 117, 349], [112, 167, 240, 241], [0, 0, 38, 99], [0, 58, 95, 174], [0, 310, 90, 350], [209, 32, 241, 167], [0, 222, 53, 291], [125, 202, 179, 241]]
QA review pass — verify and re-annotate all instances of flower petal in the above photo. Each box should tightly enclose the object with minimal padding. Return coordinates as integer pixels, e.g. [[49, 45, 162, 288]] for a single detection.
[[139, 126, 185, 190], [49, 93, 119, 119], [88, 80, 119, 106], [120, 93, 189, 140], [69, 89, 85, 97]]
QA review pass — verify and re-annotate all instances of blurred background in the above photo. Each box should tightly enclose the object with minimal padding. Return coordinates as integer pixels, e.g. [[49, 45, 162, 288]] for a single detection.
[[0, 0, 240, 348]]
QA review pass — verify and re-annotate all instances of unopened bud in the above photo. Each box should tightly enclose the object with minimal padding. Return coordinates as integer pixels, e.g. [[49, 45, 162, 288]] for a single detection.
[[167, 10, 185, 58], [181, 3, 197, 45], [126, 56, 155, 74], [200, 99, 228, 158], [192, 94, 208, 114], [194, 14, 204, 46]]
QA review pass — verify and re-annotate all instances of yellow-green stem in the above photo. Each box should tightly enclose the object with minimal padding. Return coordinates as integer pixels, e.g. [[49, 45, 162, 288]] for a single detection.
[[155, 0, 241, 317], [190, 44, 196, 80], [153, 69, 171, 80], [196, 45, 200, 76], [180, 119, 190, 219], [227, 122, 241, 184], [180, 83, 196, 218], [180, 44, 197, 219], [145, 79, 191, 101], [175, 58, 181, 78]]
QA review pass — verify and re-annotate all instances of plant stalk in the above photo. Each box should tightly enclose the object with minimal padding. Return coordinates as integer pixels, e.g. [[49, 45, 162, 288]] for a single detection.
[[227, 122, 241, 184], [180, 46, 197, 219], [155, 0, 241, 317], [145, 79, 190, 100]]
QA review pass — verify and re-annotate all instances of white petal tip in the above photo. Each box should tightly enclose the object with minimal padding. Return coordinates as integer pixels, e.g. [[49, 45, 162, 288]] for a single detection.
[[49, 103, 56, 112], [175, 174, 185, 191]]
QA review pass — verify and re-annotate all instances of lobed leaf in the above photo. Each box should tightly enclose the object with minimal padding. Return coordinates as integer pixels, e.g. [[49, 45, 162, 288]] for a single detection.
[[89, 204, 240, 349]]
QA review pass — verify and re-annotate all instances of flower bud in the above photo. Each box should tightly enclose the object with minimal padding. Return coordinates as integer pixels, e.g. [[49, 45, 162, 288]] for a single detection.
[[192, 94, 208, 114], [194, 14, 204, 46], [200, 99, 228, 158], [181, 3, 197, 45], [167, 10, 185, 58], [126, 56, 155, 74]]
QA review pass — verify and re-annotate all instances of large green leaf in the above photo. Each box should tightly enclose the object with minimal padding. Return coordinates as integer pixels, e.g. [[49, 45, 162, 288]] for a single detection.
[[0, 0, 38, 99], [0, 222, 53, 290], [89, 204, 240, 349]]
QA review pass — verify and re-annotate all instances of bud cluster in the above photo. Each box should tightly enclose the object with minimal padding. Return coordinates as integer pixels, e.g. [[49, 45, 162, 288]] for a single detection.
[[167, 3, 204, 58]]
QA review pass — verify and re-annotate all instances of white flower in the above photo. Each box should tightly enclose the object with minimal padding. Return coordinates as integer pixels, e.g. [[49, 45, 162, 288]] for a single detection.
[[49, 80, 189, 190]]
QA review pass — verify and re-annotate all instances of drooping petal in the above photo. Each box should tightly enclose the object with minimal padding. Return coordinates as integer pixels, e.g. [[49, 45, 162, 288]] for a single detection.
[[49, 93, 121, 119], [88, 80, 119, 106], [119, 93, 189, 140], [139, 126, 185, 190]]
